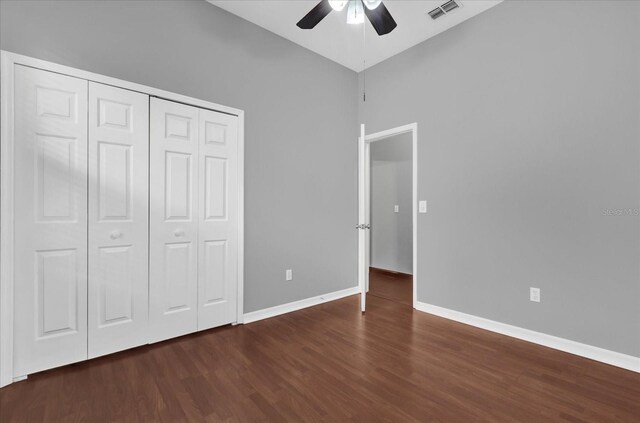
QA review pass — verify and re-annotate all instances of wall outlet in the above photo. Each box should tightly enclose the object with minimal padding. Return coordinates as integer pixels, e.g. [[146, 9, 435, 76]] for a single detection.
[[286, 269, 293, 281], [530, 287, 541, 303], [394, 205, 399, 213], [419, 200, 427, 213]]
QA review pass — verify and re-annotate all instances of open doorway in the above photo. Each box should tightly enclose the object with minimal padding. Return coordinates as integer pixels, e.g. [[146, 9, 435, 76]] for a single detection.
[[368, 132, 413, 306], [358, 123, 417, 312]]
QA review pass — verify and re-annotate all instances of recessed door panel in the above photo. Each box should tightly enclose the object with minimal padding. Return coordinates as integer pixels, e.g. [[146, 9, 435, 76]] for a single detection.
[[98, 245, 133, 326], [88, 82, 149, 359], [99, 99, 132, 131], [36, 135, 77, 221], [37, 249, 78, 337], [204, 156, 227, 220], [198, 109, 238, 330], [205, 121, 227, 145], [165, 113, 192, 140], [98, 142, 132, 221], [36, 86, 76, 120], [14, 65, 88, 378], [165, 242, 192, 311], [149, 98, 199, 343], [203, 241, 226, 304], [165, 152, 192, 220]]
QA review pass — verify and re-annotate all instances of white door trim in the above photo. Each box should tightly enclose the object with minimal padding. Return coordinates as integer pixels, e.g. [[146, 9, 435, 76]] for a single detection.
[[363, 123, 418, 309], [0, 51, 16, 388], [358, 124, 367, 312], [0, 50, 245, 387]]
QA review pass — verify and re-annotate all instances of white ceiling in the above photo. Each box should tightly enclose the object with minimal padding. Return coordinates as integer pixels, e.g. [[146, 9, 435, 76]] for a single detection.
[[208, 0, 503, 72]]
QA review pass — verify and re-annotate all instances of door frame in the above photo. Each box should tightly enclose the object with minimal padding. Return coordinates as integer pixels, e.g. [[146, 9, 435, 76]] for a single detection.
[[360, 123, 418, 310], [0, 50, 246, 387]]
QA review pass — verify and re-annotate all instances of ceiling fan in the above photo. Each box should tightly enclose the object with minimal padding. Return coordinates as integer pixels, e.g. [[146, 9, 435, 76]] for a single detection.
[[297, 0, 397, 36]]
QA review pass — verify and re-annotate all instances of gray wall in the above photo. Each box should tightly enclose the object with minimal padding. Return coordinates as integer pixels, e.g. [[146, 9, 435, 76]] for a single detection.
[[359, 0, 640, 356], [370, 133, 412, 274], [0, 0, 359, 313]]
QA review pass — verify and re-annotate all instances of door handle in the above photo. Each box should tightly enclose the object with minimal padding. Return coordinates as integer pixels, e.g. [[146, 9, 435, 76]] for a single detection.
[[109, 230, 122, 240], [173, 229, 185, 237]]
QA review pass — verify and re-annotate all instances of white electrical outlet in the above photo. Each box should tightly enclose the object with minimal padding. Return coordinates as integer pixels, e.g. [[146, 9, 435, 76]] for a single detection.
[[530, 287, 540, 303], [286, 269, 293, 281], [419, 200, 427, 213], [394, 205, 399, 213]]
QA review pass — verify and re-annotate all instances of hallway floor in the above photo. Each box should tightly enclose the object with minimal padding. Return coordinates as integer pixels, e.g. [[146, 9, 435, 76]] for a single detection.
[[368, 267, 412, 306], [1, 293, 639, 422]]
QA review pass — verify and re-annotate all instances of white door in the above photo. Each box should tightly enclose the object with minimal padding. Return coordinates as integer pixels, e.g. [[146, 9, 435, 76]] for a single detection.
[[149, 98, 199, 343], [13, 65, 88, 376], [358, 124, 369, 312], [197, 109, 239, 330], [88, 82, 149, 358]]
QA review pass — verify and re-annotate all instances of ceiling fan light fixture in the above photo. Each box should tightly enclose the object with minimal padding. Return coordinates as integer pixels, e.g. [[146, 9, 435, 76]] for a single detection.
[[346, 0, 365, 24], [328, 0, 348, 12], [296, 0, 397, 35], [362, 0, 382, 10]]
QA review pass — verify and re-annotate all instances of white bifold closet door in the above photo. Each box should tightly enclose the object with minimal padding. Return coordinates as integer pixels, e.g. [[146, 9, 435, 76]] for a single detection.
[[149, 98, 238, 343], [12, 65, 239, 377], [87, 82, 149, 358], [198, 109, 238, 330], [149, 98, 200, 342], [13, 66, 89, 377]]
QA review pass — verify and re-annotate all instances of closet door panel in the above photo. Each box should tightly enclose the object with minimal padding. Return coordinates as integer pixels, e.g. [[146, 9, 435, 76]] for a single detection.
[[13, 65, 88, 377], [149, 98, 199, 343], [198, 110, 238, 330], [88, 82, 149, 358]]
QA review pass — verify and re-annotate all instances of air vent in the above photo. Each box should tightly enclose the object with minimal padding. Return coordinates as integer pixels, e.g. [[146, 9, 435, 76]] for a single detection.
[[428, 0, 461, 20], [428, 7, 445, 20], [441, 0, 459, 13]]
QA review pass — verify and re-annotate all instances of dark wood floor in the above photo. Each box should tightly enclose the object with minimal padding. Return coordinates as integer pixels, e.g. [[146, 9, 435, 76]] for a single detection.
[[1, 294, 639, 422], [368, 267, 412, 306]]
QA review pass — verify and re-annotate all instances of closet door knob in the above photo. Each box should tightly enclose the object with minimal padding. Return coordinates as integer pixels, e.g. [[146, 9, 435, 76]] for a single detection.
[[173, 229, 185, 237], [109, 230, 122, 240]]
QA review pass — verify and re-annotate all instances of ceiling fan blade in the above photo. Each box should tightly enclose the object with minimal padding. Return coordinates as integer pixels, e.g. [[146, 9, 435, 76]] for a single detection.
[[297, 0, 333, 29], [364, 2, 397, 36]]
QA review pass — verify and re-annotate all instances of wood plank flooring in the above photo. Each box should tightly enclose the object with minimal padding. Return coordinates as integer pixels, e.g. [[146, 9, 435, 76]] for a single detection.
[[368, 267, 412, 306], [1, 293, 639, 422]]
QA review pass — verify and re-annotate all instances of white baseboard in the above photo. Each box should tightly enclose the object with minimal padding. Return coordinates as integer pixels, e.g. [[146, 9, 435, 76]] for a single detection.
[[415, 302, 640, 373], [244, 286, 359, 324]]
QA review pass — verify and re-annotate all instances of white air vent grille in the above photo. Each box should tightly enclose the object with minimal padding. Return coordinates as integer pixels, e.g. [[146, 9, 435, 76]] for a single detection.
[[428, 0, 461, 20], [428, 7, 445, 20], [441, 0, 460, 13]]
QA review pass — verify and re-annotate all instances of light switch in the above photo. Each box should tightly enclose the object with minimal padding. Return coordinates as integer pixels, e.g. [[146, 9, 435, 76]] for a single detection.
[[394, 205, 399, 213], [419, 200, 427, 213]]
